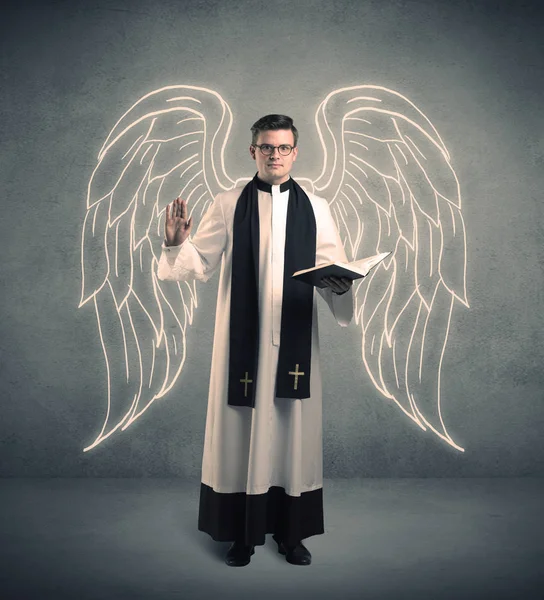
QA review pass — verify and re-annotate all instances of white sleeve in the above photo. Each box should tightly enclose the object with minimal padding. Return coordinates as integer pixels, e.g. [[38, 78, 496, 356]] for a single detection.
[[314, 198, 354, 327], [157, 193, 227, 282]]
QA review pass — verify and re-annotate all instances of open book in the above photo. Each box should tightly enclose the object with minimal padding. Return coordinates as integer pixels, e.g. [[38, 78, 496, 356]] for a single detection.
[[292, 252, 391, 288]]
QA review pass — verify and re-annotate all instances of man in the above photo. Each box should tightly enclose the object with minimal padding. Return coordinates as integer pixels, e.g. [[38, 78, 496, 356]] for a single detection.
[[157, 115, 354, 567]]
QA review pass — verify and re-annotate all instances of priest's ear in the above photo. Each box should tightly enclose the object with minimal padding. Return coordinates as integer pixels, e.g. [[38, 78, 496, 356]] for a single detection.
[[249, 144, 256, 160]]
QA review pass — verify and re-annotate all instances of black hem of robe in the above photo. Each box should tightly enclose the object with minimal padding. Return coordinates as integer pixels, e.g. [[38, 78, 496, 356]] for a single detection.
[[197, 482, 325, 546]]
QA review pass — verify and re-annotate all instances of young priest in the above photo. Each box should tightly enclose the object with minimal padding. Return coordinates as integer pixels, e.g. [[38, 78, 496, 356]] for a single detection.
[[158, 114, 354, 567]]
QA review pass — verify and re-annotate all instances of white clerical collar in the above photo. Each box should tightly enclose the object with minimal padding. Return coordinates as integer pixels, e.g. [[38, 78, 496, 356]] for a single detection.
[[255, 175, 291, 193]]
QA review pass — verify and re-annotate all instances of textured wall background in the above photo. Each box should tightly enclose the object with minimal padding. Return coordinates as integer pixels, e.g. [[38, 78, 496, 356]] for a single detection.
[[1, 0, 543, 477]]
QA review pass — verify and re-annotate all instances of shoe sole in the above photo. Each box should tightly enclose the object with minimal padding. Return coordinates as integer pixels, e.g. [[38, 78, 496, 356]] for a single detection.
[[285, 555, 311, 565]]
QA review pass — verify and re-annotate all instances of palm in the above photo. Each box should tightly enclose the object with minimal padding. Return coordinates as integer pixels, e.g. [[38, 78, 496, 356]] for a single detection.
[[165, 199, 192, 245]]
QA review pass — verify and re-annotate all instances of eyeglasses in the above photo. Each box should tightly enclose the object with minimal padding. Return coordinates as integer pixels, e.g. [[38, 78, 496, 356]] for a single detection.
[[252, 144, 295, 156]]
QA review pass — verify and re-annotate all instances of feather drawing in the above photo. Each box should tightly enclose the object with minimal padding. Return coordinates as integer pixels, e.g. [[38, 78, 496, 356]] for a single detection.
[[79, 84, 469, 453]]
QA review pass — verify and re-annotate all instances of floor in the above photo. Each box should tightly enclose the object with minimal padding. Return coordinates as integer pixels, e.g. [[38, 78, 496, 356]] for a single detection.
[[0, 478, 541, 600]]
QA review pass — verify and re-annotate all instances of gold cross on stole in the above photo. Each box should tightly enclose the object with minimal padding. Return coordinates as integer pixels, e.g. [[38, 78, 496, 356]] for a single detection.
[[240, 372, 253, 397], [288, 363, 305, 390]]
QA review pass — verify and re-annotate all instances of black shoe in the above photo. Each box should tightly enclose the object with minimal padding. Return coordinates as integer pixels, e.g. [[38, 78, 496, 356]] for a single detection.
[[225, 541, 255, 567], [272, 534, 312, 565]]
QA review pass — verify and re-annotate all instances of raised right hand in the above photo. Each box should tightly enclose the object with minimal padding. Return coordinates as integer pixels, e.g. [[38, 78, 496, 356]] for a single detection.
[[165, 197, 193, 246]]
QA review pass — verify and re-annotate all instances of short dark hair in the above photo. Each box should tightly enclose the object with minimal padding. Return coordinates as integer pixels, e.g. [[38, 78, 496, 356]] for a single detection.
[[250, 114, 299, 147]]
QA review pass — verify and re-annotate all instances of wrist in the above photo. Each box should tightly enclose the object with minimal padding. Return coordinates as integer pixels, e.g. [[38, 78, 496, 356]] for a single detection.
[[164, 236, 186, 247]]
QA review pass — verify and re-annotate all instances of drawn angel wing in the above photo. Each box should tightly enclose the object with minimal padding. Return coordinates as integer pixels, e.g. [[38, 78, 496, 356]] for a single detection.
[[311, 85, 469, 451], [79, 85, 235, 451]]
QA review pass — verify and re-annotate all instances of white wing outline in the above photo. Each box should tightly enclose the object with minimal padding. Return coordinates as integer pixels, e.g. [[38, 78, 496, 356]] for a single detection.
[[80, 83, 469, 454], [79, 85, 235, 451], [311, 85, 469, 452]]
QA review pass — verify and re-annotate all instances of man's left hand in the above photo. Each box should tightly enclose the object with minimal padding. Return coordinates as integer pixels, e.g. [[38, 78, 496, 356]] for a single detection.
[[320, 275, 353, 295]]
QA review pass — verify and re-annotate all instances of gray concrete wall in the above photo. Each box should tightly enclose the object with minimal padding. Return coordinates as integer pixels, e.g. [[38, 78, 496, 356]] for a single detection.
[[1, 0, 543, 477]]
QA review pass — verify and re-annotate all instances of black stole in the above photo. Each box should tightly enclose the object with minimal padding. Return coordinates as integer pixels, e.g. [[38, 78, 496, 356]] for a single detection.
[[228, 173, 317, 408]]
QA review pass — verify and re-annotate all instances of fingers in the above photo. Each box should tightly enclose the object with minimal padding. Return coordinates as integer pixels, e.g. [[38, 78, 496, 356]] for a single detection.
[[321, 276, 340, 292], [169, 197, 188, 219], [321, 275, 353, 293]]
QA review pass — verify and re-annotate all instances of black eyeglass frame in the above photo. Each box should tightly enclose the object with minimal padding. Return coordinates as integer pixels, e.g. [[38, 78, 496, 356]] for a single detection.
[[252, 144, 296, 156]]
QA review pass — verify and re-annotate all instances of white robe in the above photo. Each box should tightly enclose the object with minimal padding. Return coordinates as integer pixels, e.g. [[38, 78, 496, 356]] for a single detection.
[[157, 181, 354, 502]]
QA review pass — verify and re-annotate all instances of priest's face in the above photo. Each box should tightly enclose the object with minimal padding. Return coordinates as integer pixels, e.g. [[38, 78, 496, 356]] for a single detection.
[[249, 128, 298, 185]]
